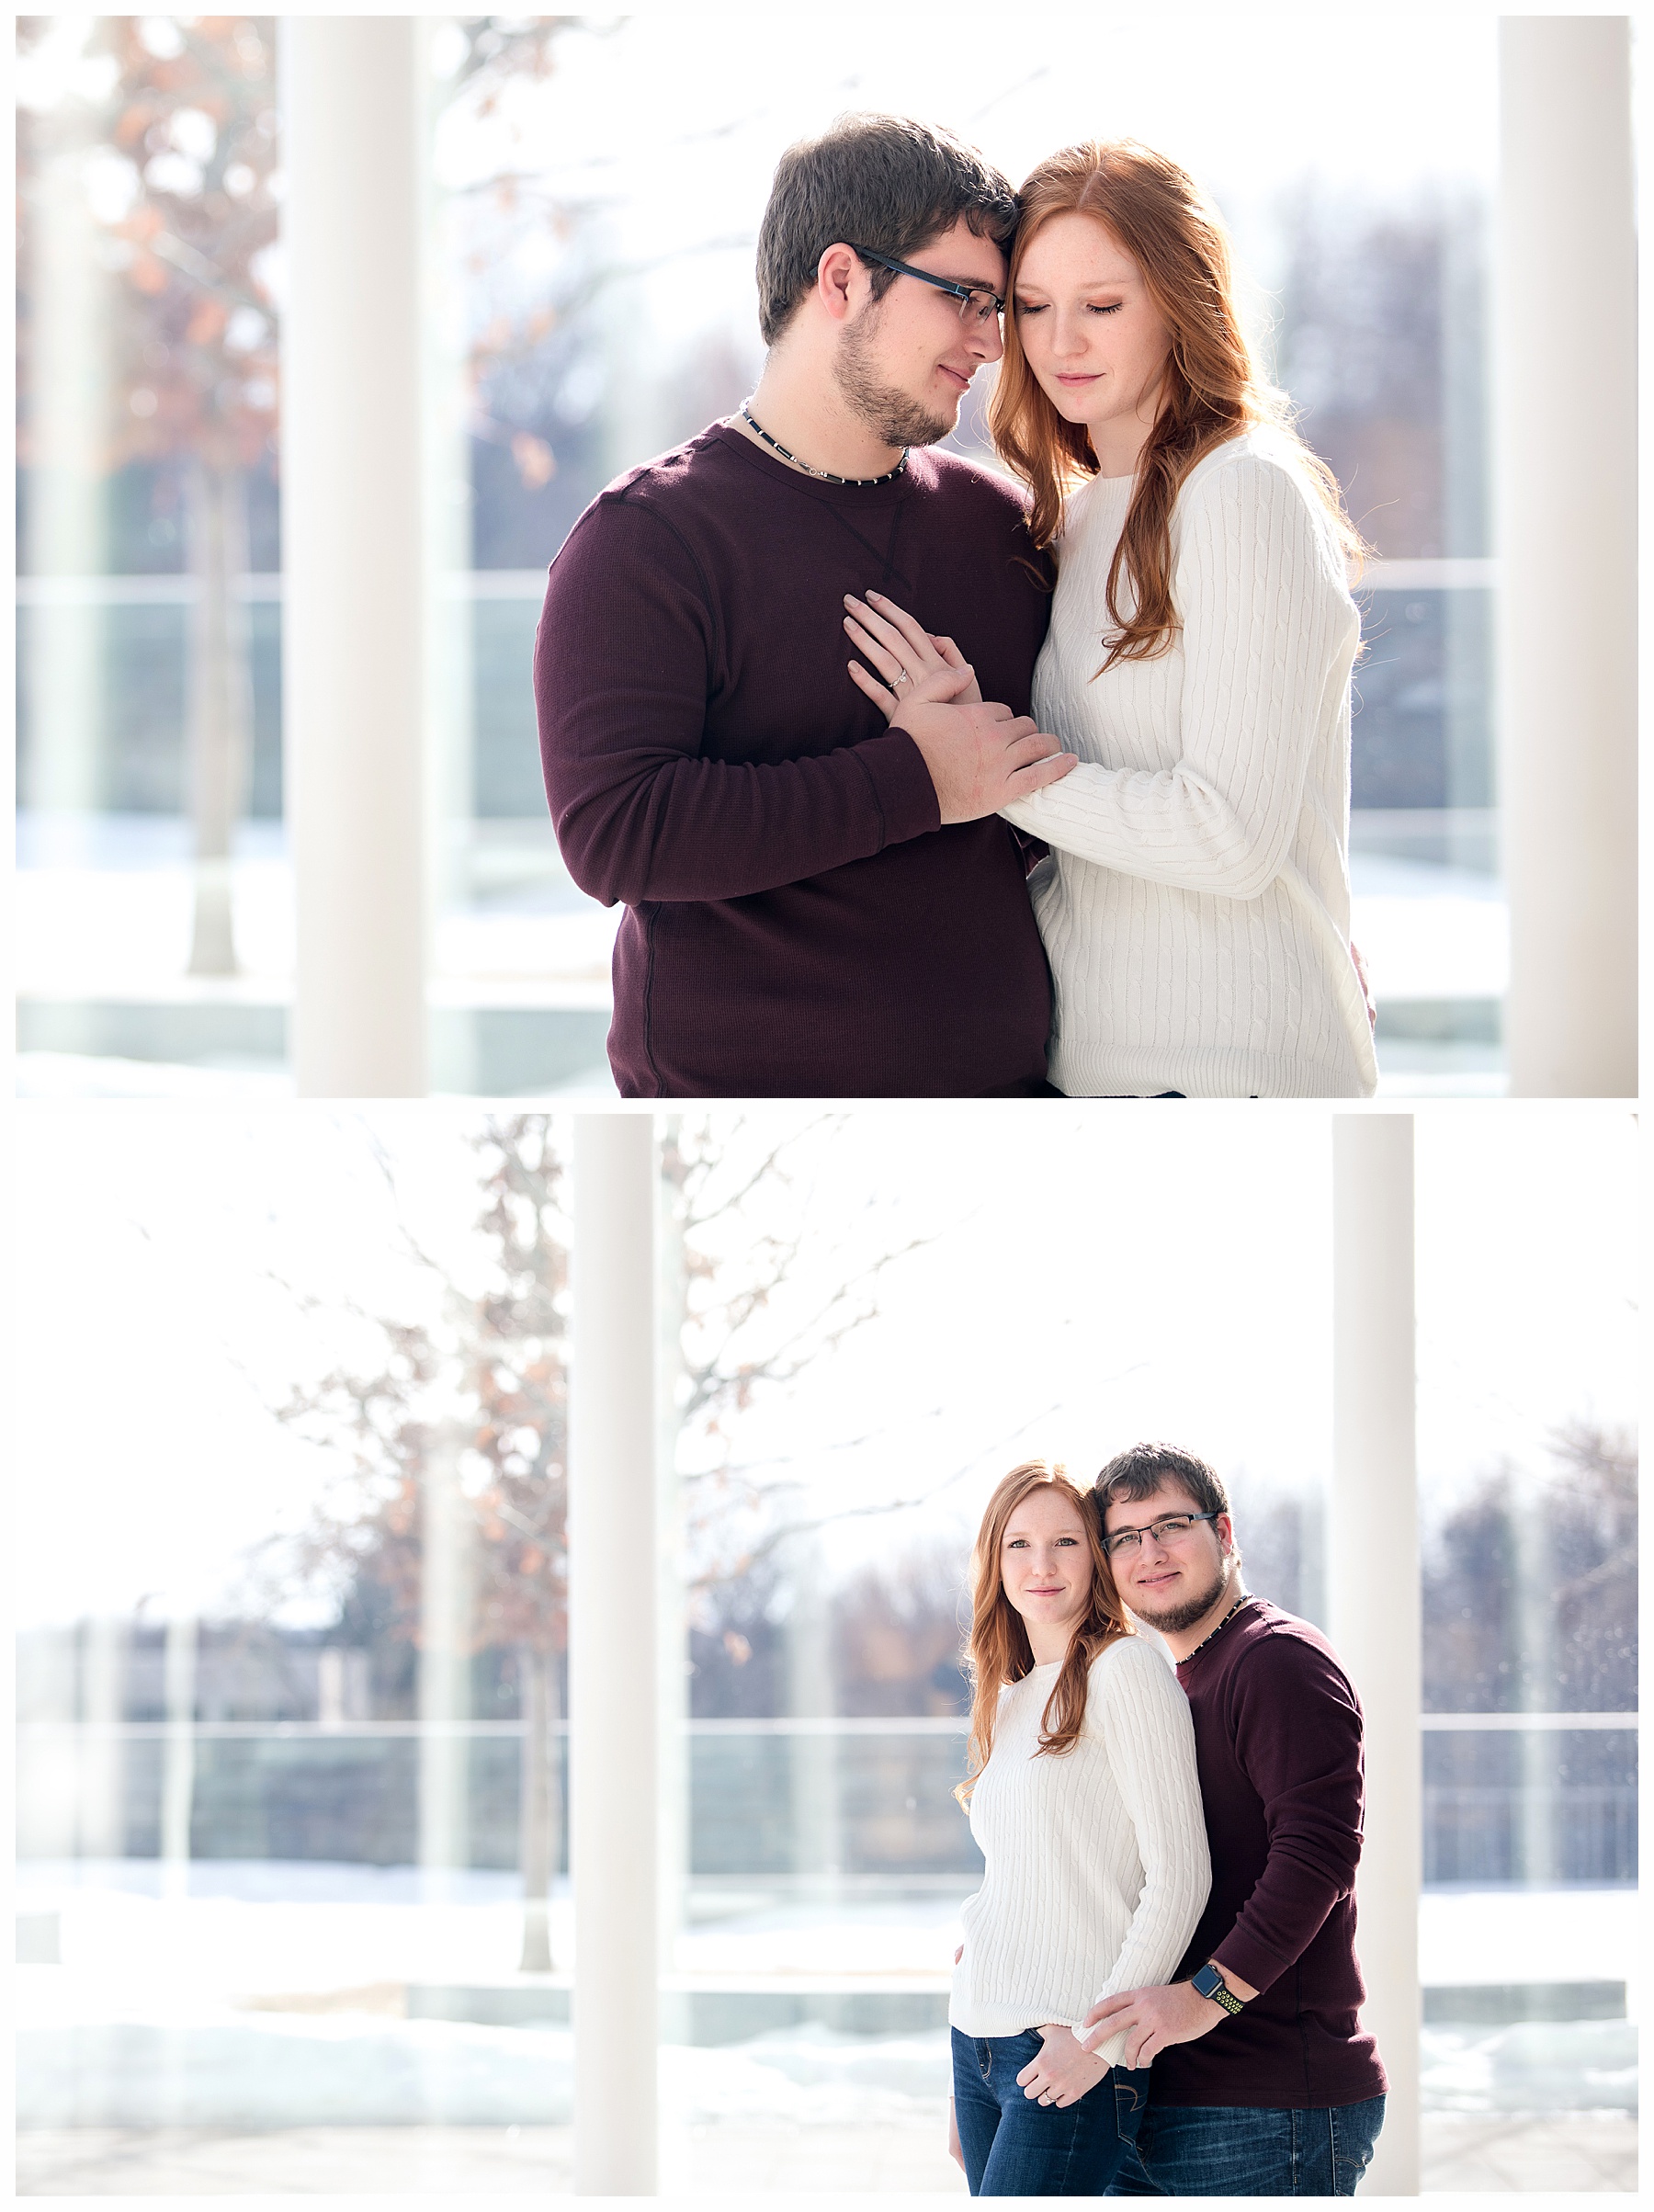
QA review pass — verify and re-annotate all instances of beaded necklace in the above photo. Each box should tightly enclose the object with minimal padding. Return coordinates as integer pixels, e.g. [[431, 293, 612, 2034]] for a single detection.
[[1182, 1590, 1252, 1665], [739, 402, 908, 487]]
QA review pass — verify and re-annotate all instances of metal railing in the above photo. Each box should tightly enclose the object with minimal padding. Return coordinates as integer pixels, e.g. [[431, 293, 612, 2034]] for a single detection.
[[13, 558, 1503, 609], [17, 1713, 1637, 1884]]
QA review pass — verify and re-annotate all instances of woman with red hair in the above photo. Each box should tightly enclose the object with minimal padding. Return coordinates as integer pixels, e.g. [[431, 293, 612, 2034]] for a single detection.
[[945, 1463, 1208, 2195], [844, 141, 1378, 1098]]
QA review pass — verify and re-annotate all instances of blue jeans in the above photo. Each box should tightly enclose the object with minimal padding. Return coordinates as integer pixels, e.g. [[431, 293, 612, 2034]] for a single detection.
[[951, 2026, 1151, 2196], [1105, 2093, 1387, 2196]]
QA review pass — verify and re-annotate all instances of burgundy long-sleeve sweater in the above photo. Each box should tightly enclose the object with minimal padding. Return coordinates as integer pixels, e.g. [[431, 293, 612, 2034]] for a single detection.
[[534, 424, 1055, 1097], [1157, 1598, 1388, 2109]]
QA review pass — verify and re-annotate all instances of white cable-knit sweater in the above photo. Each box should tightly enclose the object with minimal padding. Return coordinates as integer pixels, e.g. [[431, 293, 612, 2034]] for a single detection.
[[1002, 428, 1378, 1098], [949, 1633, 1210, 2065]]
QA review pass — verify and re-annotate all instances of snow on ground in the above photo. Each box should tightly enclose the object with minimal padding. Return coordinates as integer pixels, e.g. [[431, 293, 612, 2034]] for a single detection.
[[17, 821, 1509, 1101], [1348, 852, 1507, 1002], [15, 1863, 1637, 2128]]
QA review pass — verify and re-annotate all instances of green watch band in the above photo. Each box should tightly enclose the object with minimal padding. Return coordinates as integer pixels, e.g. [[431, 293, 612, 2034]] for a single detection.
[[1190, 1960, 1246, 2016]]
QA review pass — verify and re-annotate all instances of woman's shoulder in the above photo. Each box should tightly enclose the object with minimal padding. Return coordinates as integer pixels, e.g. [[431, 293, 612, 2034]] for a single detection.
[[1087, 1630, 1180, 1697], [1175, 427, 1354, 587], [1177, 424, 1321, 511]]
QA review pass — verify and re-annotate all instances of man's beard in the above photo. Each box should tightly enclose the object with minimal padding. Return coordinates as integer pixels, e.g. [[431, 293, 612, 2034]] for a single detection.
[[1128, 1560, 1231, 1636], [833, 307, 956, 450]]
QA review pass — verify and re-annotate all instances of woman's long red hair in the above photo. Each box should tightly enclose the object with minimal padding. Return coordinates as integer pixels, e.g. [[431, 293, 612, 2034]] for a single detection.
[[956, 1461, 1131, 1809], [990, 139, 1364, 668]]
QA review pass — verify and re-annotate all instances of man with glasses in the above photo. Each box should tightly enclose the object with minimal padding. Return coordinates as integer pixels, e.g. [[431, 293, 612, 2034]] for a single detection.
[[536, 113, 1073, 1096], [1045, 1443, 1388, 2195]]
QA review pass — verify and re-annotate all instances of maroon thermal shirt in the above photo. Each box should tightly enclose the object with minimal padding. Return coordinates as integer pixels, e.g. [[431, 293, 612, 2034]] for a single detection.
[[534, 423, 1055, 1096], [1155, 1598, 1389, 2110]]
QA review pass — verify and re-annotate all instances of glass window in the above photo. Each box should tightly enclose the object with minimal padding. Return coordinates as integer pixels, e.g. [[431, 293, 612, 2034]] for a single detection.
[[429, 17, 1502, 1098], [1413, 1114, 1638, 2184], [17, 17, 289, 1092], [18, 16, 1507, 1095], [17, 1108, 578, 2194], [15, 1106, 1636, 2191]]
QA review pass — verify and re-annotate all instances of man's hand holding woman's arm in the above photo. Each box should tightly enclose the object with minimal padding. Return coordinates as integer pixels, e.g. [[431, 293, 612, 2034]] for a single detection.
[[1080, 1963, 1261, 2070]]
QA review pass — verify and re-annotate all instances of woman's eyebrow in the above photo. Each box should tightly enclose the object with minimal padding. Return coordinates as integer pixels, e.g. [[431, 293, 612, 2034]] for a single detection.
[[1013, 276, 1135, 295]]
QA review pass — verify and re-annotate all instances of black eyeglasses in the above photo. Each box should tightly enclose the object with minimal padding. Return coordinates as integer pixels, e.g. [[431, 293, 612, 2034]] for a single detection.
[[846, 245, 1004, 328], [1103, 1511, 1221, 1560]]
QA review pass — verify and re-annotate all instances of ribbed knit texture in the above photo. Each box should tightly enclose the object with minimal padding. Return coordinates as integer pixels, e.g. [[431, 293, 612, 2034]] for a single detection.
[[950, 1634, 1210, 2065], [1002, 429, 1378, 1098]]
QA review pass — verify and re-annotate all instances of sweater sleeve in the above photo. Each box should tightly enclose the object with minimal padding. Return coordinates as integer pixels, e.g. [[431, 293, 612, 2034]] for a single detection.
[[1208, 1629, 1366, 1997], [534, 493, 941, 906], [1085, 1639, 1212, 2061], [999, 451, 1359, 898]]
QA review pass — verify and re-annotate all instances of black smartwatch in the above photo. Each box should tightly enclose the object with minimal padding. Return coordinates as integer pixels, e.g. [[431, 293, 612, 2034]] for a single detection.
[[1190, 1960, 1246, 2016]]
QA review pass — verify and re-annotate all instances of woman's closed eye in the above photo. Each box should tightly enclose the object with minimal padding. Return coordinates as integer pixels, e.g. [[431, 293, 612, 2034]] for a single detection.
[[1013, 300, 1124, 318]]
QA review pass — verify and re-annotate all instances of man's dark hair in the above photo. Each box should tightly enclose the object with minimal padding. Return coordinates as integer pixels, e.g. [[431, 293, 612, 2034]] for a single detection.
[[1093, 1441, 1232, 1526], [755, 111, 1017, 346]]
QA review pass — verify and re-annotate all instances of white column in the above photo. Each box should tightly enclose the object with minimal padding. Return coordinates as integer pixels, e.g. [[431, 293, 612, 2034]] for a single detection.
[[571, 1114, 658, 2195], [159, 1612, 200, 2130], [160, 1614, 198, 1904], [787, 1546, 842, 1899], [418, 1437, 474, 1895], [280, 18, 427, 1095], [1512, 1483, 1559, 1883], [27, 108, 109, 816], [1330, 1115, 1420, 2195], [78, 1616, 128, 1864], [655, 1151, 691, 1965], [1496, 17, 1637, 1095]]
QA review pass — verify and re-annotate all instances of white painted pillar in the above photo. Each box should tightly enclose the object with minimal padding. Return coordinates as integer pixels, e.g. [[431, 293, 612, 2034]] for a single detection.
[[157, 1616, 198, 2126], [655, 1151, 691, 1965], [1330, 1115, 1420, 2195], [1497, 17, 1637, 1095], [160, 1614, 198, 1904], [787, 1544, 842, 1896], [27, 107, 108, 816], [571, 1114, 658, 2195], [78, 1616, 128, 1865], [281, 18, 427, 1095], [418, 1436, 474, 1895]]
